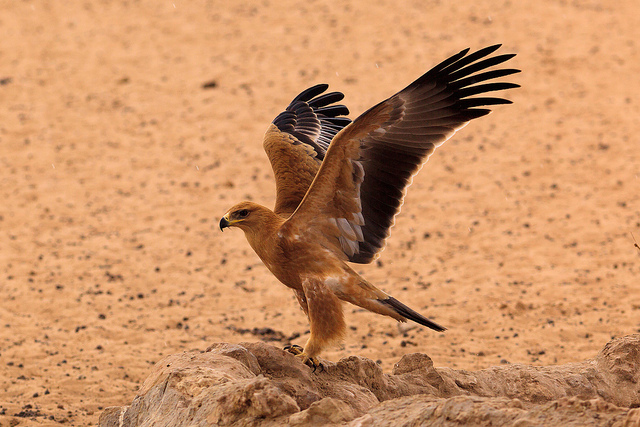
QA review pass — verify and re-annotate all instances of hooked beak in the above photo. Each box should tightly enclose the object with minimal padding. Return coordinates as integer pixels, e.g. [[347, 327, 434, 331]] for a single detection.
[[219, 215, 230, 231]]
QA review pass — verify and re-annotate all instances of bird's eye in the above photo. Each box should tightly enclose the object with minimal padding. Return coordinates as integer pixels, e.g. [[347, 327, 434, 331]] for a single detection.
[[237, 209, 250, 218]]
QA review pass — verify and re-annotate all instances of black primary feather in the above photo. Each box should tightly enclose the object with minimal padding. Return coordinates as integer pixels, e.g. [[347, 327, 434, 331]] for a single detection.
[[272, 84, 352, 159]]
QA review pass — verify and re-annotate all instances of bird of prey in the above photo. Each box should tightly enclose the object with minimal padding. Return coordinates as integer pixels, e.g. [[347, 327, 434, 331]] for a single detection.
[[220, 44, 519, 369]]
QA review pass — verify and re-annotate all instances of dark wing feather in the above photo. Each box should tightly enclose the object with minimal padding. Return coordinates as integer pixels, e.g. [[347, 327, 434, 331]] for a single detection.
[[285, 45, 520, 263], [351, 45, 520, 262], [266, 84, 352, 216], [271, 84, 351, 160], [349, 45, 519, 263]]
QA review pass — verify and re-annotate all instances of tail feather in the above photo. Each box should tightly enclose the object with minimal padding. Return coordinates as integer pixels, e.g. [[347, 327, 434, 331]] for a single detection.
[[380, 297, 446, 332]]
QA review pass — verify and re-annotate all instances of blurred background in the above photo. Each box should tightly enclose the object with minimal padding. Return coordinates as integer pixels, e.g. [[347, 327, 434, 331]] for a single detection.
[[0, 0, 638, 424]]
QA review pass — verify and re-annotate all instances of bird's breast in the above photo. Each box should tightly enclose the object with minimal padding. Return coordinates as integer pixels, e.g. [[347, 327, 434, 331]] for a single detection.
[[258, 234, 343, 291]]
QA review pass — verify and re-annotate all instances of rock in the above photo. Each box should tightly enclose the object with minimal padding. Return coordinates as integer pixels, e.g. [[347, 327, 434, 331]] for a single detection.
[[350, 395, 630, 426], [440, 333, 640, 408], [99, 406, 126, 427], [288, 397, 357, 425], [595, 334, 640, 408], [117, 348, 300, 427], [100, 334, 640, 426]]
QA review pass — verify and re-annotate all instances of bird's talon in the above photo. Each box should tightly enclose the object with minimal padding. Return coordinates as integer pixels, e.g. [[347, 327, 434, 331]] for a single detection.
[[284, 345, 323, 372], [283, 344, 304, 356], [300, 354, 322, 372]]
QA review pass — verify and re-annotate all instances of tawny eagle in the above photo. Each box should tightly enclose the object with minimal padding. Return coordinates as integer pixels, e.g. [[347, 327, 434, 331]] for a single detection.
[[220, 45, 519, 368]]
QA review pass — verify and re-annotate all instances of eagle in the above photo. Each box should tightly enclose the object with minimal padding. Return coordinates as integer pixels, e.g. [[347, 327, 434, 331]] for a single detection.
[[220, 44, 520, 369]]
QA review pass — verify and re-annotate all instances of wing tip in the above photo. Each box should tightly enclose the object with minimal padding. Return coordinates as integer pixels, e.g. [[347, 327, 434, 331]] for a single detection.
[[292, 83, 330, 103]]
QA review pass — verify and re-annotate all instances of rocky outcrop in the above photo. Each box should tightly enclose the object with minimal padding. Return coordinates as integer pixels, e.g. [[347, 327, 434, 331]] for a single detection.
[[99, 335, 640, 426]]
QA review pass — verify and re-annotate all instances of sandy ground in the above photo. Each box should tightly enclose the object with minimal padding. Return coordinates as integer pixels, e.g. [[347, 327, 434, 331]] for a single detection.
[[1, 0, 639, 425]]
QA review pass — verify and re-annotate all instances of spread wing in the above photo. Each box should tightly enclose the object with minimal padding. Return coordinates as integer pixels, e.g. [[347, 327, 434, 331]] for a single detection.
[[283, 44, 520, 263], [263, 84, 352, 217]]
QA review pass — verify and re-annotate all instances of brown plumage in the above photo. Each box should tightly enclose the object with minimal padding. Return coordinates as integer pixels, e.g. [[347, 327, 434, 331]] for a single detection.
[[220, 45, 520, 368]]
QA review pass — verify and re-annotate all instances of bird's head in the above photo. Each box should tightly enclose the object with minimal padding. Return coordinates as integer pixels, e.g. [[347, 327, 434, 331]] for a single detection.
[[219, 201, 275, 233]]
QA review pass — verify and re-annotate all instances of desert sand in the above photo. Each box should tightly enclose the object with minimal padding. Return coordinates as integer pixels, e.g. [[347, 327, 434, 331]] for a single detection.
[[1, 0, 639, 425]]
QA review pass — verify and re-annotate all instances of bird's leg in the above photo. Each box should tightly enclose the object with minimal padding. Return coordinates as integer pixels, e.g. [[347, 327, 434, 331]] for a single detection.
[[286, 277, 346, 372], [285, 289, 325, 371], [294, 289, 310, 317]]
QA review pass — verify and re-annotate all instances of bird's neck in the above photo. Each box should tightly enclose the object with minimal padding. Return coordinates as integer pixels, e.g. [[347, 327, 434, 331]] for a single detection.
[[243, 209, 286, 261]]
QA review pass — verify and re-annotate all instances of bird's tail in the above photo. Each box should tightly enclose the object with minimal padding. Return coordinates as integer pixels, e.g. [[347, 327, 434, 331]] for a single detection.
[[380, 296, 446, 332]]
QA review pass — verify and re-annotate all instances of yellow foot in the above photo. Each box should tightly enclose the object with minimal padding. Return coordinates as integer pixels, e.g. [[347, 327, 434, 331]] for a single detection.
[[283, 344, 303, 355], [283, 344, 324, 373]]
